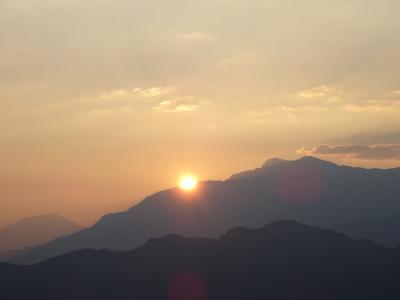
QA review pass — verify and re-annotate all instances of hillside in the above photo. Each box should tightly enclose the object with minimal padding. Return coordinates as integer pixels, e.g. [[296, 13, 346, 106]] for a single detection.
[[1, 221, 400, 300], [7, 156, 400, 264]]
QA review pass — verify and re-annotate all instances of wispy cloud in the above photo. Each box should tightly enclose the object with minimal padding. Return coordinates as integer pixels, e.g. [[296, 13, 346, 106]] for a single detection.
[[343, 89, 400, 112], [345, 101, 400, 113], [297, 85, 344, 103], [100, 87, 173, 100], [298, 144, 400, 160], [92, 86, 207, 114], [133, 87, 173, 98], [152, 96, 203, 113]]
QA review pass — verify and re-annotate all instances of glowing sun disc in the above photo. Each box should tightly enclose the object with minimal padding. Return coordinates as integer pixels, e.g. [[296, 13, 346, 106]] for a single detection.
[[179, 175, 198, 191]]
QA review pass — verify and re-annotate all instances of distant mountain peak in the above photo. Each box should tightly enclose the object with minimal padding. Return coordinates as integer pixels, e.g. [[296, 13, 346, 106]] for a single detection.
[[261, 156, 337, 169], [261, 158, 287, 168], [263, 220, 302, 228], [229, 156, 338, 181], [9, 214, 79, 226], [295, 156, 338, 167], [0, 214, 83, 252]]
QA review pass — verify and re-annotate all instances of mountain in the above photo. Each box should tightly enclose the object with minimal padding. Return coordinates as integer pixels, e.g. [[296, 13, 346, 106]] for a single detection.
[[7, 156, 400, 264], [0, 248, 31, 262], [335, 212, 400, 247], [0, 214, 82, 252], [1, 221, 400, 300]]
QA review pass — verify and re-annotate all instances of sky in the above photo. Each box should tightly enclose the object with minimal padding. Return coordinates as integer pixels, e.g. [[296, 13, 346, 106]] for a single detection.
[[1, 0, 400, 227]]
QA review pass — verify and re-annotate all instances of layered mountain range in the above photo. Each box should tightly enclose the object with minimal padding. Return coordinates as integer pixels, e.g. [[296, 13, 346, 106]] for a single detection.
[[1, 221, 400, 300], [3, 156, 400, 264]]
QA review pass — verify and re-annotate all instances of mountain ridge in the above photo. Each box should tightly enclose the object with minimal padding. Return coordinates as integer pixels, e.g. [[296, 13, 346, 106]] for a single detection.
[[0, 214, 82, 252], [5, 156, 400, 264], [1, 221, 400, 300]]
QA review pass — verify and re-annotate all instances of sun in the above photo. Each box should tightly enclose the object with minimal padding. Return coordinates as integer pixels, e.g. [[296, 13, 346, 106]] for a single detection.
[[179, 175, 198, 191]]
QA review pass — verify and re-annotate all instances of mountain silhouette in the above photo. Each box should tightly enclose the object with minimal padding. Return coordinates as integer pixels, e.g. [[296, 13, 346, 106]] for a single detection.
[[0, 214, 82, 252], [1, 221, 400, 300], [5, 156, 400, 264], [335, 212, 400, 247]]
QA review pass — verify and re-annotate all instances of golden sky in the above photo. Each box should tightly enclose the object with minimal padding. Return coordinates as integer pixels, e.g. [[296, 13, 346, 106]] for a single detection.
[[1, 0, 400, 226]]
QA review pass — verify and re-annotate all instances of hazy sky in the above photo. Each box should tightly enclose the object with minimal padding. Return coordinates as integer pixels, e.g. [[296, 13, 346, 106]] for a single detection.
[[1, 0, 400, 226]]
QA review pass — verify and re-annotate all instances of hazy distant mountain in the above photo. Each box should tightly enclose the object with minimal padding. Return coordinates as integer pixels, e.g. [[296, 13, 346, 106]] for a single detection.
[[0, 214, 82, 251], [7, 156, 400, 264], [335, 212, 400, 247], [0, 248, 31, 263], [1, 221, 400, 300]]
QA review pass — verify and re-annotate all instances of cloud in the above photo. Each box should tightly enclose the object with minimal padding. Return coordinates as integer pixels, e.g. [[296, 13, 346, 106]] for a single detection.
[[345, 100, 400, 113], [133, 87, 173, 98], [153, 96, 202, 113], [345, 89, 400, 112], [297, 85, 343, 103], [83, 86, 206, 114], [298, 144, 400, 160], [32, 86, 192, 120], [386, 90, 400, 99], [99, 87, 173, 100], [298, 85, 333, 99]]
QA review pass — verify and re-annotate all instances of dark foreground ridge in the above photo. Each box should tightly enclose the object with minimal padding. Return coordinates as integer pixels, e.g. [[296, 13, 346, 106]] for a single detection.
[[1, 221, 400, 300]]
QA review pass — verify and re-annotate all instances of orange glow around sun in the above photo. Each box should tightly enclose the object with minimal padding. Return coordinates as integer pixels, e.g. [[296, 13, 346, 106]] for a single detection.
[[179, 175, 198, 191]]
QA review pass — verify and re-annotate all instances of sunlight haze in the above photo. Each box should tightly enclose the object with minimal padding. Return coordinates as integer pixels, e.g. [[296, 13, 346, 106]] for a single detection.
[[1, 0, 400, 227]]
